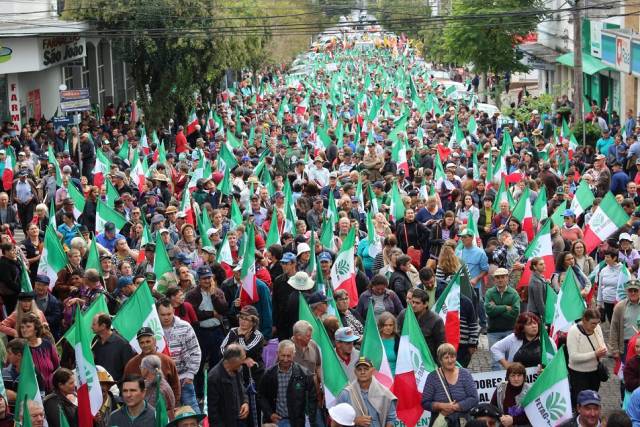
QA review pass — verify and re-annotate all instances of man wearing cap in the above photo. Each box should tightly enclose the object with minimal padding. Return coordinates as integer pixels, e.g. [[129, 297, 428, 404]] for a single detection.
[[12, 168, 38, 233], [258, 339, 318, 427], [335, 356, 397, 427], [123, 327, 181, 402], [92, 313, 135, 382], [156, 298, 202, 413], [185, 265, 228, 398], [335, 326, 361, 382], [610, 279, 640, 368], [459, 227, 489, 330], [307, 291, 329, 320], [96, 221, 124, 254], [306, 196, 327, 231], [273, 252, 300, 341], [485, 268, 520, 370], [596, 128, 614, 155], [0, 192, 18, 233], [32, 275, 62, 340], [557, 390, 601, 427], [611, 161, 630, 196], [308, 157, 330, 188]]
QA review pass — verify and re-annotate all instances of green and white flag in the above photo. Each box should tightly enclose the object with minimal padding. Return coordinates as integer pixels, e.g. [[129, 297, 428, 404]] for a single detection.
[[153, 232, 173, 284], [85, 238, 102, 274], [63, 294, 109, 346], [532, 186, 548, 221], [66, 182, 85, 219], [583, 191, 630, 253], [112, 281, 167, 353], [15, 343, 42, 424], [95, 199, 128, 234], [550, 268, 586, 339], [72, 307, 103, 424], [570, 179, 595, 217], [522, 349, 572, 426], [37, 223, 67, 289]]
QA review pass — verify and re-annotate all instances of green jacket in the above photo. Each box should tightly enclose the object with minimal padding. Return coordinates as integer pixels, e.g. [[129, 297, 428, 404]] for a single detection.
[[484, 285, 520, 333]]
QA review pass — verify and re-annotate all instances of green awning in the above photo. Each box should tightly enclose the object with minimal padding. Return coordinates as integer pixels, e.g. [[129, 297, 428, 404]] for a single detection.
[[555, 52, 613, 76]]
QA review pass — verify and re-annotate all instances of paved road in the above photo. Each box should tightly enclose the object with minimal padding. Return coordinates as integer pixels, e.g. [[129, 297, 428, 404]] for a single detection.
[[468, 329, 622, 417]]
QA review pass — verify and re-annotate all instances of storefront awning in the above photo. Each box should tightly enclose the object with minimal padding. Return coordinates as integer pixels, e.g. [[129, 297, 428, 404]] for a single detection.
[[555, 52, 613, 75]]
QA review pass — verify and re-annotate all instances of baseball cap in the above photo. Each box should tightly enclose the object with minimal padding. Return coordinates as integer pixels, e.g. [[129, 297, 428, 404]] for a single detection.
[[197, 265, 213, 278], [354, 356, 374, 368], [562, 209, 576, 217], [318, 252, 332, 262], [202, 246, 216, 255], [459, 229, 473, 237], [104, 222, 116, 233], [175, 253, 190, 264], [35, 274, 50, 285], [493, 268, 509, 277], [306, 292, 328, 306], [116, 276, 134, 290], [625, 279, 640, 290], [136, 327, 155, 339], [577, 390, 601, 406], [620, 233, 633, 242], [335, 326, 359, 343], [281, 252, 297, 264]]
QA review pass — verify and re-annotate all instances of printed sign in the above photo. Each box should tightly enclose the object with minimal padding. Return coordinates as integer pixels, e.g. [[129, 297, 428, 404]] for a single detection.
[[616, 36, 631, 74], [42, 37, 85, 68], [7, 75, 20, 131], [60, 89, 91, 112]]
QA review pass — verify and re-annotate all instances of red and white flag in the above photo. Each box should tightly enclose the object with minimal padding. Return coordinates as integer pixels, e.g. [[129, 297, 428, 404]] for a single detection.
[[433, 269, 462, 350], [518, 220, 555, 287], [186, 109, 198, 135], [330, 227, 359, 307], [583, 192, 629, 254], [72, 308, 103, 425], [512, 187, 534, 242], [240, 225, 259, 305]]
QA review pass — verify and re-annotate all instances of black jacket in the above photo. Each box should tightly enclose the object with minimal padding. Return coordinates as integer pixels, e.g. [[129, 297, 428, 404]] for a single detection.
[[389, 270, 412, 306], [207, 361, 248, 427], [272, 272, 295, 341], [43, 391, 78, 427], [258, 363, 318, 427], [0, 256, 22, 313]]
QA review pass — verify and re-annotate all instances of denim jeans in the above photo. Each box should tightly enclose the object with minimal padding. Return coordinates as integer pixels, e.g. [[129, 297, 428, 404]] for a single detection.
[[277, 420, 292, 427], [487, 331, 511, 370], [181, 381, 200, 414]]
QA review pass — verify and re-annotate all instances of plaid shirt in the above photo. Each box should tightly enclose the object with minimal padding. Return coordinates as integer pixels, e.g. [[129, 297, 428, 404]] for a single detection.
[[276, 367, 293, 417]]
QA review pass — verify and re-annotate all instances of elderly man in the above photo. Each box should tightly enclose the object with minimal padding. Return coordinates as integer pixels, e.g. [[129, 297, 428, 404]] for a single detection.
[[258, 340, 318, 427], [336, 357, 398, 427], [335, 326, 361, 382], [557, 390, 601, 427], [485, 268, 520, 370], [207, 344, 249, 427]]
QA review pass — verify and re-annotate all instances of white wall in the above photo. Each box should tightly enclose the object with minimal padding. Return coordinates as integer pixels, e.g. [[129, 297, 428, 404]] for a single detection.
[[0, 0, 56, 19], [17, 65, 62, 120]]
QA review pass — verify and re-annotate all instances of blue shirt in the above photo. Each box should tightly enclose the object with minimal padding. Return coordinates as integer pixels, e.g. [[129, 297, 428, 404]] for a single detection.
[[611, 170, 630, 195], [96, 232, 125, 253], [459, 246, 488, 286], [596, 136, 614, 154], [57, 223, 80, 246]]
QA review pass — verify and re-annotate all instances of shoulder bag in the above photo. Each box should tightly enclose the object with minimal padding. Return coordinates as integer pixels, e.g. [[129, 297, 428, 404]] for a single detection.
[[404, 223, 423, 268], [432, 368, 467, 427], [581, 325, 609, 382]]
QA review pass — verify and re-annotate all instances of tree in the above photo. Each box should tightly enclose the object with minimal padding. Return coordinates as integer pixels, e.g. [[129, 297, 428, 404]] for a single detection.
[[63, 0, 272, 128]]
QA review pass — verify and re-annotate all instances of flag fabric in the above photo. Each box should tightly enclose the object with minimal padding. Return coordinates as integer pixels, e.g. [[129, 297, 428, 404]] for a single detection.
[[550, 268, 586, 339], [153, 232, 173, 280], [570, 179, 595, 217], [540, 325, 557, 367], [95, 199, 128, 234], [330, 227, 358, 308], [130, 151, 146, 194], [433, 269, 462, 351], [240, 225, 259, 306], [105, 179, 119, 208], [2, 147, 14, 191], [522, 349, 572, 426], [511, 187, 534, 242], [615, 263, 633, 301], [37, 223, 67, 289], [550, 200, 567, 228], [518, 220, 555, 287], [155, 374, 169, 427], [66, 182, 86, 219], [389, 181, 405, 223], [15, 343, 42, 424], [186, 109, 198, 135], [72, 308, 103, 425], [360, 303, 394, 388], [92, 150, 111, 189], [63, 294, 109, 346], [202, 369, 210, 427], [532, 186, 548, 222], [180, 187, 195, 225], [298, 294, 348, 406], [392, 306, 437, 427], [112, 281, 167, 353], [265, 212, 281, 248], [85, 238, 102, 274], [583, 192, 630, 254], [544, 283, 557, 325]]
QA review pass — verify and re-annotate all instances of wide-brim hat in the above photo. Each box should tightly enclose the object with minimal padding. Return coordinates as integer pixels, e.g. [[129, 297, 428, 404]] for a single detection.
[[166, 406, 206, 427], [288, 271, 314, 291]]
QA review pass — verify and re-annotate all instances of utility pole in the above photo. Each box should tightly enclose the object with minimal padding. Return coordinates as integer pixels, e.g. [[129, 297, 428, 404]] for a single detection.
[[572, 0, 584, 123]]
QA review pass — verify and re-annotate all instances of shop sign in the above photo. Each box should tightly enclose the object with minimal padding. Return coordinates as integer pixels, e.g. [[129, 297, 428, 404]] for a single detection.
[[59, 89, 91, 112], [591, 21, 602, 58], [42, 37, 85, 67], [7, 75, 20, 131], [616, 36, 631, 74]]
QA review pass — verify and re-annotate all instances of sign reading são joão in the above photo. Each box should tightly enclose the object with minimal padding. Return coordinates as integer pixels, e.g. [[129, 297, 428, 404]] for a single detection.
[[42, 37, 84, 67]]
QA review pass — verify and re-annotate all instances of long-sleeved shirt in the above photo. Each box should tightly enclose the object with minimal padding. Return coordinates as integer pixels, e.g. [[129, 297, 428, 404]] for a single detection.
[[421, 368, 479, 417], [485, 286, 520, 333], [597, 263, 624, 305], [567, 323, 606, 372], [162, 316, 202, 380]]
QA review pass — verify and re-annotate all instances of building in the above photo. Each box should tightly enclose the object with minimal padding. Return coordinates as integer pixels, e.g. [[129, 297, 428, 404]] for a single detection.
[[0, 0, 135, 131]]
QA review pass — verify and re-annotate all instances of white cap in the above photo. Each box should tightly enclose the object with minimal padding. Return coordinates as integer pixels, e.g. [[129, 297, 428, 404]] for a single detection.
[[445, 163, 456, 169], [619, 233, 633, 242], [206, 227, 220, 236], [329, 403, 356, 426], [297, 242, 311, 256]]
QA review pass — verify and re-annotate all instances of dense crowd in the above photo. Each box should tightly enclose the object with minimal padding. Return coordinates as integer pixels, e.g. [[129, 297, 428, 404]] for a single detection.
[[2, 30, 640, 427]]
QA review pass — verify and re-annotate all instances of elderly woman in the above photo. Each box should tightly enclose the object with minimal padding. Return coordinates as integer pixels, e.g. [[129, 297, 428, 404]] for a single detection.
[[141, 354, 176, 420], [356, 274, 404, 319], [32, 203, 49, 233], [20, 312, 59, 393], [490, 313, 542, 369], [43, 368, 78, 427], [111, 237, 138, 271], [0, 291, 48, 338], [173, 223, 198, 264], [489, 362, 532, 427], [53, 249, 84, 301], [335, 289, 363, 336], [378, 311, 399, 375], [422, 343, 479, 426]]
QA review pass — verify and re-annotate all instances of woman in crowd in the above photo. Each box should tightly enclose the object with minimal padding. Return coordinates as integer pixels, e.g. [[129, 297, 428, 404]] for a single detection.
[[490, 313, 542, 369], [434, 243, 461, 286], [140, 354, 176, 420], [456, 193, 479, 227], [526, 257, 549, 320], [0, 395, 12, 427], [22, 222, 42, 280], [0, 291, 48, 338], [567, 308, 607, 407], [489, 362, 531, 427], [110, 237, 138, 271], [373, 235, 399, 276], [597, 248, 624, 322], [378, 311, 399, 375], [20, 312, 59, 393], [560, 209, 584, 243], [335, 289, 363, 336], [32, 203, 49, 233], [551, 251, 591, 298], [165, 286, 198, 325], [356, 274, 404, 318], [571, 239, 597, 278], [428, 211, 457, 264], [174, 223, 198, 264], [422, 343, 479, 425], [508, 218, 528, 248], [43, 368, 78, 427]]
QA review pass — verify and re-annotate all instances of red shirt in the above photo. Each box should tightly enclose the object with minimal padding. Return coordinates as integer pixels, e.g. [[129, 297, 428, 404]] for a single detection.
[[175, 131, 188, 154], [174, 302, 198, 325]]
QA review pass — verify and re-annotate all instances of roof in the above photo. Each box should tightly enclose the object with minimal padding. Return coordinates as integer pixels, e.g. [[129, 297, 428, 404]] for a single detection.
[[518, 42, 561, 63], [556, 51, 613, 76], [0, 17, 89, 37]]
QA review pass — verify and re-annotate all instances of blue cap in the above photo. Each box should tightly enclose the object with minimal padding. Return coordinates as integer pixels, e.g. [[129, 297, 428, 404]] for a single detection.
[[306, 292, 328, 305], [318, 252, 332, 262], [577, 390, 601, 406], [563, 209, 575, 217], [197, 265, 213, 278], [175, 253, 190, 264], [116, 276, 133, 290], [335, 326, 360, 343], [35, 274, 50, 285], [281, 252, 297, 263]]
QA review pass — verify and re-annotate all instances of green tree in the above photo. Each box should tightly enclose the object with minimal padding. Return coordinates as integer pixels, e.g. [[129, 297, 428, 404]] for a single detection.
[[63, 0, 272, 128]]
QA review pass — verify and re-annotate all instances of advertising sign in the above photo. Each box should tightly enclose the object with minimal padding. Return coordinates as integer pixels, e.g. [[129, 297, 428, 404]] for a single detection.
[[60, 89, 91, 112], [616, 36, 631, 74]]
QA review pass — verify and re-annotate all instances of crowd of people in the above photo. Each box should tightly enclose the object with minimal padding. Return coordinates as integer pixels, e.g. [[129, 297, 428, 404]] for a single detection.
[[2, 29, 640, 427]]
